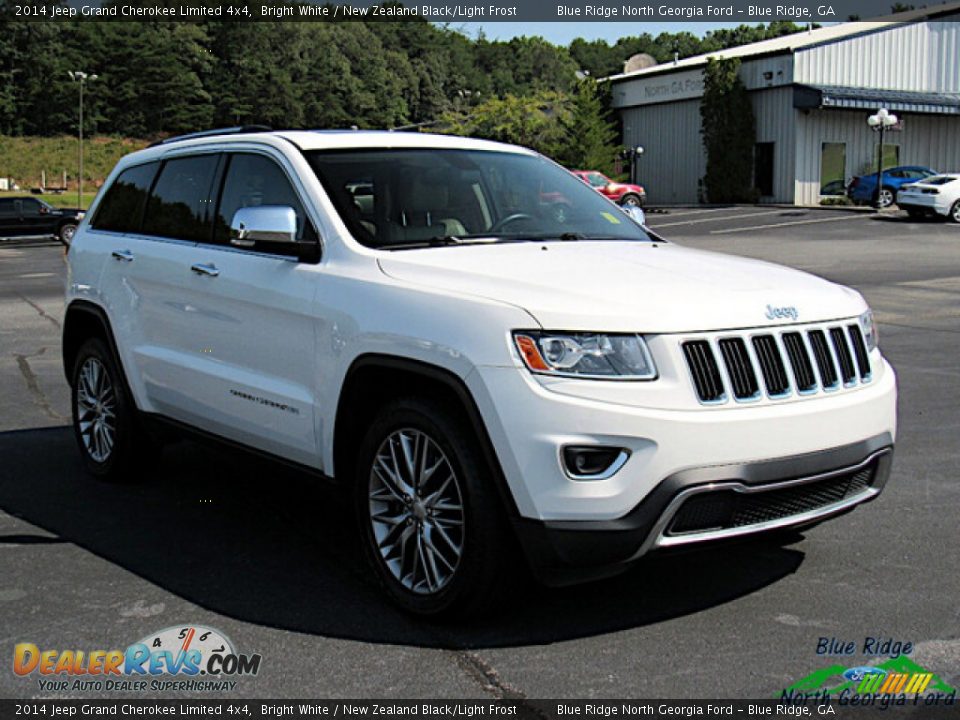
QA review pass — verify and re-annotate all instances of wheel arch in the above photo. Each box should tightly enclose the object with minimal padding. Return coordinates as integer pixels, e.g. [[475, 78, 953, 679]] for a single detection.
[[62, 300, 121, 384], [332, 354, 519, 518]]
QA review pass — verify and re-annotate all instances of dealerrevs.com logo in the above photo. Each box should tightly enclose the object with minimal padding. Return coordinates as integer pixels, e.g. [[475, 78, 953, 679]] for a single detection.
[[13, 625, 261, 693]]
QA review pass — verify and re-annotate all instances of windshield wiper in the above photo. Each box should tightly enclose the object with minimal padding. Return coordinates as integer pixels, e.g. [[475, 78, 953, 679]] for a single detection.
[[382, 236, 464, 251]]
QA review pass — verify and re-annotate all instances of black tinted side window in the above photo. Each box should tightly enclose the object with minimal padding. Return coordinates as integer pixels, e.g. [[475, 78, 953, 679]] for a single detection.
[[213, 154, 311, 245], [142, 155, 220, 242], [91, 162, 158, 233]]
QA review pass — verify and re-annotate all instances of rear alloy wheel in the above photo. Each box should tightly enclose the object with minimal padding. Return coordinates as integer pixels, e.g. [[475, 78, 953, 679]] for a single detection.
[[951, 200, 960, 224], [59, 223, 77, 246], [71, 338, 156, 481], [620, 193, 643, 207], [876, 188, 895, 208], [356, 398, 506, 616]]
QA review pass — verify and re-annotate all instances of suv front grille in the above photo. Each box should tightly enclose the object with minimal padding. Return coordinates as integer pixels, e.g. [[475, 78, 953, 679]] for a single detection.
[[682, 322, 871, 405], [667, 461, 878, 536]]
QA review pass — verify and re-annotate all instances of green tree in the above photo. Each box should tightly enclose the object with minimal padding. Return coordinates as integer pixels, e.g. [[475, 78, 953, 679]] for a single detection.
[[554, 79, 619, 172], [438, 92, 568, 157], [699, 56, 756, 203]]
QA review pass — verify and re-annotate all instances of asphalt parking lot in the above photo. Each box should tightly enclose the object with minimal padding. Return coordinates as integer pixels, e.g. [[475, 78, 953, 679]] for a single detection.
[[1, 206, 958, 700]]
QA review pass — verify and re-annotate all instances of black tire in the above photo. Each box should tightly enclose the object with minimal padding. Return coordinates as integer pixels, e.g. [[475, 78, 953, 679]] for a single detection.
[[354, 397, 508, 617], [619, 193, 643, 208], [951, 200, 960, 224], [58, 223, 77, 246], [70, 337, 156, 481]]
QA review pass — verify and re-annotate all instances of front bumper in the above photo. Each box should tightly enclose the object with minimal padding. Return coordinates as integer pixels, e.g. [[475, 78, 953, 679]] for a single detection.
[[514, 435, 893, 585]]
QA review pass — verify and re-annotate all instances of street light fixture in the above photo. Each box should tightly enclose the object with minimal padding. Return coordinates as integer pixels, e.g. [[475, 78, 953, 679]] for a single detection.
[[69, 71, 98, 210], [867, 107, 899, 209]]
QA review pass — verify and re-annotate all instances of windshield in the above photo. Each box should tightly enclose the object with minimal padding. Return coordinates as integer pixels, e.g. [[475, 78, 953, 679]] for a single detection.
[[305, 148, 651, 249]]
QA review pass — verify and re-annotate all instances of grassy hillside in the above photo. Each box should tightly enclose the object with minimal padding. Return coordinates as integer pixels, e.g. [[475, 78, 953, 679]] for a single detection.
[[0, 136, 149, 190]]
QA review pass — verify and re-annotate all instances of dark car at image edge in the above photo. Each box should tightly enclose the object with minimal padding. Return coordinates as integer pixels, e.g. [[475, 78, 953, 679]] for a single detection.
[[0, 196, 85, 245]]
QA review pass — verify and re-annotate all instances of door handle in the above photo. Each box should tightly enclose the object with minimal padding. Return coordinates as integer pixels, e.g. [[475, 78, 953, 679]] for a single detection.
[[190, 263, 219, 278], [111, 249, 134, 262]]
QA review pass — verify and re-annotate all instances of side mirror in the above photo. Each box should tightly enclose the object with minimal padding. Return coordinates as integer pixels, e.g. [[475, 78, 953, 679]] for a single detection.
[[230, 205, 298, 247], [621, 205, 646, 226]]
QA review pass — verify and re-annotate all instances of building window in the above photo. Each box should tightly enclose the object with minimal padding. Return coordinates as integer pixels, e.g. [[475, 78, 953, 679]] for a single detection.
[[820, 143, 846, 196], [875, 144, 900, 171], [754, 143, 775, 197]]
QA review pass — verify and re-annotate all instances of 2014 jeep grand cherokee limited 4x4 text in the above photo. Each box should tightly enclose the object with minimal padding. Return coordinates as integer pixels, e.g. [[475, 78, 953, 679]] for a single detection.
[[63, 128, 896, 616]]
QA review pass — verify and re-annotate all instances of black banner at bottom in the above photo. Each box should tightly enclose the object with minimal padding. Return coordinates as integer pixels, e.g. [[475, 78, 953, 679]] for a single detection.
[[1, 699, 958, 720]]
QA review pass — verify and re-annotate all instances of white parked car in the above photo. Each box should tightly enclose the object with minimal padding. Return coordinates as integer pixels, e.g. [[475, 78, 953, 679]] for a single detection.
[[63, 129, 897, 616], [897, 174, 960, 222]]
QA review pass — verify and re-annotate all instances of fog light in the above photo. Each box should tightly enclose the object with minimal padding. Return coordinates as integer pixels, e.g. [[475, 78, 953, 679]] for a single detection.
[[562, 446, 630, 480]]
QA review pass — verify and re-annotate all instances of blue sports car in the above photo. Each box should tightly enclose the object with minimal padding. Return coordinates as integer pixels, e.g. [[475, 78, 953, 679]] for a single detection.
[[847, 166, 937, 207]]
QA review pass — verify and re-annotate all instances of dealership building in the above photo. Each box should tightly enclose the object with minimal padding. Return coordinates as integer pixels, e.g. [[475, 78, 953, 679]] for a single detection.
[[607, 5, 960, 206]]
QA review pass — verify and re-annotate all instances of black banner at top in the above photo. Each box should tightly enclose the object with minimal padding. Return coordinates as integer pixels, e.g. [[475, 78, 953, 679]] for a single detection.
[[6, 0, 960, 22]]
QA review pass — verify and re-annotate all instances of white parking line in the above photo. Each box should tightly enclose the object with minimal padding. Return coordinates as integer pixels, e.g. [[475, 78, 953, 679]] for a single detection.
[[19, 272, 57, 279], [648, 207, 737, 219], [709, 214, 867, 234], [650, 209, 788, 228]]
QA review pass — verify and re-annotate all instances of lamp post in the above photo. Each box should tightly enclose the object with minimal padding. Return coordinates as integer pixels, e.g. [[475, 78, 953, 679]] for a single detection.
[[631, 145, 644, 185], [867, 108, 898, 209], [69, 71, 97, 209]]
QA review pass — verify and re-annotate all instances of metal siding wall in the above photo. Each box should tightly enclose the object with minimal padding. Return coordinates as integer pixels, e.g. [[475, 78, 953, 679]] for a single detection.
[[620, 100, 705, 204], [751, 87, 796, 203], [795, 19, 960, 92], [794, 109, 960, 205]]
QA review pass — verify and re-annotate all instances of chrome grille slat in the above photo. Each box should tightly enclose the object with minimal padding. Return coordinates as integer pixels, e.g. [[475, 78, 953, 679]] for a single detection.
[[847, 324, 872, 380], [782, 332, 817, 393], [682, 340, 724, 403], [807, 329, 839, 389], [752, 335, 790, 397], [830, 326, 857, 385], [718, 338, 759, 400]]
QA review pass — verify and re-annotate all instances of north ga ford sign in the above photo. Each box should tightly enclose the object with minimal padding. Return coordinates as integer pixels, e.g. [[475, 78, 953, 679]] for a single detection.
[[612, 68, 705, 108]]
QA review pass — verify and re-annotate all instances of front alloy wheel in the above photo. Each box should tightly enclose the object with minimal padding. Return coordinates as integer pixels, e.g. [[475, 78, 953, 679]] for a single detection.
[[368, 429, 465, 594], [620, 193, 642, 207], [876, 188, 894, 208], [356, 398, 507, 616], [951, 200, 960, 224]]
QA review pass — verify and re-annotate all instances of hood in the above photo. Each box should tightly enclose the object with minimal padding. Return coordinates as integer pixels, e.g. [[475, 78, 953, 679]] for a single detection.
[[610, 182, 644, 193], [378, 241, 865, 333]]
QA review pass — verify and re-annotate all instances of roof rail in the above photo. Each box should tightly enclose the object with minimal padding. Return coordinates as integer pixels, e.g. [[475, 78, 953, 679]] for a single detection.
[[148, 125, 272, 148]]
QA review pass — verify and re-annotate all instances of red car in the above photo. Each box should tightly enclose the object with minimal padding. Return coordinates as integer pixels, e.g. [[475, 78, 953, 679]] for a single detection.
[[572, 170, 646, 207]]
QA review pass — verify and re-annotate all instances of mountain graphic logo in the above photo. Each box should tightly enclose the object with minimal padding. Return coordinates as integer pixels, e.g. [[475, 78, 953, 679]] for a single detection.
[[782, 656, 956, 697]]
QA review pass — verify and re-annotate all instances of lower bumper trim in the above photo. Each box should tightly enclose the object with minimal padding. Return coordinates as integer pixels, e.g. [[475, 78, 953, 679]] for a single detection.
[[513, 433, 893, 587]]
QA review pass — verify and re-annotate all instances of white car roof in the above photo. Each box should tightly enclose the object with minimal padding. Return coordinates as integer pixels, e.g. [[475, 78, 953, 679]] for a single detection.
[[118, 129, 533, 170]]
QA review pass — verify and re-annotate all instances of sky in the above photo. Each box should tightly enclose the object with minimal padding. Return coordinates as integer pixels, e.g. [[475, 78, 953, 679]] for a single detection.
[[453, 22, 757, 44]]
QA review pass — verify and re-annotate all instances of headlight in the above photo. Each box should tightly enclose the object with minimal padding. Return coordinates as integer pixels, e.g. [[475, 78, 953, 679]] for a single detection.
[[513, 331, 657, 380], [858, 309, 878, 351]]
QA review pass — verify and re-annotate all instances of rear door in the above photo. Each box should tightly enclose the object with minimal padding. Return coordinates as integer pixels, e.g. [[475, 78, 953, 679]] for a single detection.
[[91, 155, 223, 422]]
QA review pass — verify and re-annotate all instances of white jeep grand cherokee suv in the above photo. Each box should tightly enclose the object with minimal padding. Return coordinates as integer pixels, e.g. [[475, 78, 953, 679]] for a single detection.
[[64, 128, 896, 615]]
